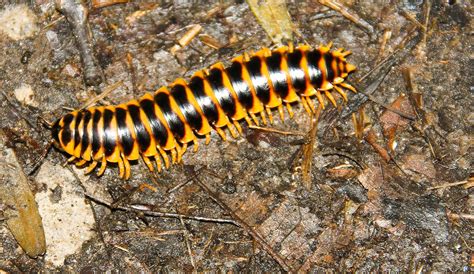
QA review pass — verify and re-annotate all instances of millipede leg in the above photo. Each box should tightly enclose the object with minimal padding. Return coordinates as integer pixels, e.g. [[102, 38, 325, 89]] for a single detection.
[[333, 85, 348, 101], [170, 148, 177, 164], [233, 120, 243, 135], [324, 90, 338, 107], [285, 103, 294, 118], [278, 104, 285, 121], [153, 155, 163, 172], [340, 82, 357, 93], [122, 154, 131, 180], [249, 112, 259, 125], [85, 161, 98, 174], [306, 97, 317, 113], [75, 159, 87, 167], [117, 155, 125, 179], [265, 107, 274, 124], [97, 157, 107, 176], [158, 147, 170, 169], [244, 115, 254, 126], [300, 97, 312, 114], [227, 122, 239, 138], [178, 143, 187, 162], [205, 133, 211, 145], [192, 138, 199, 152], [142, 155, 154, 172], [342, 50, 352, 57], [215, 127, 227, 141], [315, 91, 326, 109], [260, 110, 268, 125], [67, 156, 76, 163]]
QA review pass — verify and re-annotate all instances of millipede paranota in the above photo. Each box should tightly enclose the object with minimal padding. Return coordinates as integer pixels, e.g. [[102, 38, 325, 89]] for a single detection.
[[52, 43, 357, 179]]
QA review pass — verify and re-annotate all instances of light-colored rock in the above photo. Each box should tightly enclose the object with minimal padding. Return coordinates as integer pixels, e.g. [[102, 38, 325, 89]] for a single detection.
[[35, 161, 95, 267], [13, 83, 38, 107], [0, 5, 38, 40]]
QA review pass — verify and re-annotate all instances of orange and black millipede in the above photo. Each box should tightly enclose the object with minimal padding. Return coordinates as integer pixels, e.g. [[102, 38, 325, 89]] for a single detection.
[[51, 43, 357, 179]]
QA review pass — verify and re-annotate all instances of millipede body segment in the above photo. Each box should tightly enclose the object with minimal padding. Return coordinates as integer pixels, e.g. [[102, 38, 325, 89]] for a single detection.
[[52, 44, 357, 179]]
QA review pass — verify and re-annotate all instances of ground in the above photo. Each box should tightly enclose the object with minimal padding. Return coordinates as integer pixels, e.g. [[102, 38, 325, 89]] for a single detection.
[[0, 0, 472, 272]]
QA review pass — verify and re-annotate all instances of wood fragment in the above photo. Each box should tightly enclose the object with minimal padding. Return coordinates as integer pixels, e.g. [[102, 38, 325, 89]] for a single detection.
[[199, 34, 223, 50], [91, 0, 129, 9], [376, 29, 392, 63], [80, 81, 123, 109], [427, 178, 473, 190], [247, 0, 293, 44], [318, 0, 375, 35], [365, 129, 391, 162], [400, 10, 427, 32], [170, 24, 202, 55], [301, 106, 322, 189], [249, 125, 305, 136]]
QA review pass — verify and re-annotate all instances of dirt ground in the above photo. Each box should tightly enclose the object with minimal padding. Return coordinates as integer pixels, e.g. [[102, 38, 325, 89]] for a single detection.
[[0, 0, 472, 272]]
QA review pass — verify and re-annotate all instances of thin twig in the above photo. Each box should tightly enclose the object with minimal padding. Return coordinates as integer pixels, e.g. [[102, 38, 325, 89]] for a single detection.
[[84, 193, 240, 225], [176, 206, 196, 269], [249, 125, 306, 136], [427, 179, 472, 190], [80, 81, 124, 109]]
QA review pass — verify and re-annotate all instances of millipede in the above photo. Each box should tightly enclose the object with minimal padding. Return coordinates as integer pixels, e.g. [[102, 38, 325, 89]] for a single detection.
[[51, 43, 357, 179]]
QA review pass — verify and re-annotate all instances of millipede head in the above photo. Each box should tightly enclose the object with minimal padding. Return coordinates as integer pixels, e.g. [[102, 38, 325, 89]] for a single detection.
[[51, 119, 62, 149]]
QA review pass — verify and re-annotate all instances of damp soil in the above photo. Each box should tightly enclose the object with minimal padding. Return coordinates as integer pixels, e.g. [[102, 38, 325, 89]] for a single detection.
[[0, 1, 472, 272]]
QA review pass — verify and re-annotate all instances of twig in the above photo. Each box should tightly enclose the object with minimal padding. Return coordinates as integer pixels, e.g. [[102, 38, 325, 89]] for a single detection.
[[301, 106, 322, 189], [84, 193, 239, 226], [176, 206, 196, 269], [427, 179, 472, 190], [170, 24, 202, 55], [56, 0, 103, 86], [249, 125, 305, 136], [318, 0, 375, 35], [80, 81, 123, 109], [448, 213, 474, 221]]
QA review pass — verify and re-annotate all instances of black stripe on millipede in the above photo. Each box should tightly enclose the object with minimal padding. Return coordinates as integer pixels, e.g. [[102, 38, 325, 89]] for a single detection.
[[171, 84, 203, 132], [91, 110, 102, 155], [286, 50, 307, 93], [73, 111, 83, 149], [116, 107, 134, 156], [226, 61, 253, 109], [188, 76, 219, 124], [154, 92, 185, 139], [324, 53, 335, 81], [305, 50, 323, 88], [139, 99, 168, 147], [80, 110, 92, 156], [103, 109, 116, 157], [207, 68, 236, 117], [266, 52, 289, 99], [127, 104, 151, 152], [60, 113, 74, 146], [246, 56, 271, 104]]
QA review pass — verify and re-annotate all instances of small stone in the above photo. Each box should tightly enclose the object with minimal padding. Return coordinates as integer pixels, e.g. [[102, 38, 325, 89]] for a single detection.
[[0, 5, 38, 40], [13, 83, 38, 107]]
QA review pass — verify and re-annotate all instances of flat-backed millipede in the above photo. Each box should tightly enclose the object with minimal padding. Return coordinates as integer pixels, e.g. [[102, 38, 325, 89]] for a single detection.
[[51, 43, 357, 179]]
